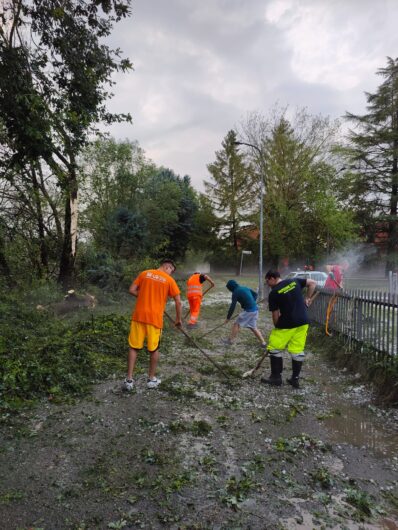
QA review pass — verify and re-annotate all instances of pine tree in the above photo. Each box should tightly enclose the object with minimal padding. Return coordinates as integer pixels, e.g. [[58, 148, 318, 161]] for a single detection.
[[345, 57, 398, 272], [205, 130, 254, 254]]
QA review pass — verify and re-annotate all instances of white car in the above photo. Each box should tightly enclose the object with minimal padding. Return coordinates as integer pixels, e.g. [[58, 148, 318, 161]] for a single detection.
[[286, 270, 328, 288]]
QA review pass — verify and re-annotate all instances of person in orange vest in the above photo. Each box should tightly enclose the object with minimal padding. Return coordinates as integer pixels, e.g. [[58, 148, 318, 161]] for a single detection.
[[186, 272, 215, 328]]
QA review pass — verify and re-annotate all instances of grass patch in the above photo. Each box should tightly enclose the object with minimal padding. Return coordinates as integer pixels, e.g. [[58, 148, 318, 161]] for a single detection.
[[161, 374, 197, 399], [220, 475, 259, 510], [316, 408, 342, 420], [274, 433, 330, 455], [344, 487, 374, 520], [0, 489, 25, 504], [311, 467, 334, 489], [169, 419, 212, 436]]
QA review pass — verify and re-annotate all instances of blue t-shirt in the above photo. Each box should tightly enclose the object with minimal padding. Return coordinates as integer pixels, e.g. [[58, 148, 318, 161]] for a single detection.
[[268, 278, 308, 329], [227, 285, 258, 320]]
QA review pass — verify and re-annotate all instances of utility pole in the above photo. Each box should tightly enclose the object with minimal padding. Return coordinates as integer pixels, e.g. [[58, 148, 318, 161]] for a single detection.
[[233, 141, 265, 300]]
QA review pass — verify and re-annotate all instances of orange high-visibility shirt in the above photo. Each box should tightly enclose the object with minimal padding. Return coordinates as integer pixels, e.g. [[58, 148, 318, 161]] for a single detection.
[[187, 273, 203, 298], [132, 269, 180, 329]]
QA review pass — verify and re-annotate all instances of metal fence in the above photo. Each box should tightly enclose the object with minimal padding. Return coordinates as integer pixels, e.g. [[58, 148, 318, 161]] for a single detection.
[[308, 289, 398, 363]]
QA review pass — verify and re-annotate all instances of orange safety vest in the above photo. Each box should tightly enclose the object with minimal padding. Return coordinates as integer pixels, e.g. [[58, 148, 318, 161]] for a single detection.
[[187, 273, 203, 298]]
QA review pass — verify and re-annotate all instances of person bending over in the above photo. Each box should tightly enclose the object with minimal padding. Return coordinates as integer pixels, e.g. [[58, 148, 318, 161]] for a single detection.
[[223, 280, 266, 348], [186, 272, 215, 328], [124, 259, 182, 391]]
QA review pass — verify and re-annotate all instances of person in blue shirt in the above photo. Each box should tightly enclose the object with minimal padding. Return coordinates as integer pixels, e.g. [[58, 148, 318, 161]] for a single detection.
[[223, 280, 266, 347]]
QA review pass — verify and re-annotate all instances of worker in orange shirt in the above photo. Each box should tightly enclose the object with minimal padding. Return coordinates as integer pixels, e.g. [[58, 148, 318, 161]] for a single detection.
[[123, 259, 182, 391], [186, 272, 215, 328]]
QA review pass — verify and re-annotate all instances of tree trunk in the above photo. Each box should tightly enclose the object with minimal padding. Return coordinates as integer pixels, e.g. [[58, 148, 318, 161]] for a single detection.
[[0, 235, 14, 286], [386, 131, 398, 275], [58, 167, 78, 289], [31, 166, 49, 275]]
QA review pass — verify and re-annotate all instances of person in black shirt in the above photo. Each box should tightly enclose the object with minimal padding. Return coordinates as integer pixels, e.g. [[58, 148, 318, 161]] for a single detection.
[[261, 270, 316, 388]]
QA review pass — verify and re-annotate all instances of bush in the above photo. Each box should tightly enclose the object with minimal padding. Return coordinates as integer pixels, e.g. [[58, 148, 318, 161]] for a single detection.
[[0, 291, 129, 411], [77, 246, 165, 291]]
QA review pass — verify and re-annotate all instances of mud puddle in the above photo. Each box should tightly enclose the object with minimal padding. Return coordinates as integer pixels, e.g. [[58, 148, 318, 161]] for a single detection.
[[321, 401, 397, 457], [314, 363, 398, 459]]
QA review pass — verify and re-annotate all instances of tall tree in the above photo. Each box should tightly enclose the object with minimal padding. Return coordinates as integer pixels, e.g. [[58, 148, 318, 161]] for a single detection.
[[0, 162, 60, 275], [79, 138, 154, 251], [205, 130, 254, 255], [81, 143, 199, 262], [344, 57, 398, 272], [141, 169, 198, 261], [189, 194, 220, 255], [0, 1, 132, 287], [239, 108, 356, 266]]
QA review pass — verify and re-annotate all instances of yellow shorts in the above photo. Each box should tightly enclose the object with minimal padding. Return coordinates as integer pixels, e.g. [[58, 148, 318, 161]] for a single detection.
[[128, 321, 162, 352], [267, 325, 309, 355]]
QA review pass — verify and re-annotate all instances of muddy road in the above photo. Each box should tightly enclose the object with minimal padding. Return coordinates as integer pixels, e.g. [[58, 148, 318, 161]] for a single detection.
[[0, 283, 397, 529]]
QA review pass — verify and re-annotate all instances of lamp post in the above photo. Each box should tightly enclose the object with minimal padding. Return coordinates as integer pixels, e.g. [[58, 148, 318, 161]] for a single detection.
[[234, 141, 265, 299]]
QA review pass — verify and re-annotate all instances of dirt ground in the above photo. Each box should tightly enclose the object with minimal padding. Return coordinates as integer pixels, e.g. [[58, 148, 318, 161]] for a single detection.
[[0, 280, 398, 530]]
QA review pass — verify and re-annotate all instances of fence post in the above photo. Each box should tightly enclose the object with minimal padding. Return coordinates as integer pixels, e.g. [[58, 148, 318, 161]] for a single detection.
[[355, 292, 363, 342], [388, 271, 398, 304]]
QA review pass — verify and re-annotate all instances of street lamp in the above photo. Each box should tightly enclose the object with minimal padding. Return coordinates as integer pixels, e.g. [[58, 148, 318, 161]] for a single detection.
[[239, 250, 252, 276], [234, 141, 265, 300]]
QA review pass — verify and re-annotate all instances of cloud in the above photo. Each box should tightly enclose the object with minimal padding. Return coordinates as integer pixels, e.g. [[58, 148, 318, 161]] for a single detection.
[[264, 0, 394, 90], [104, 0, 398, 190]]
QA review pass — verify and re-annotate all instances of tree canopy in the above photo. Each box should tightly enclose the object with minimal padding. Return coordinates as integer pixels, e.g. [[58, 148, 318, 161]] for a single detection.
[[238, 108, 357, 267], [0, 0, 132, 287], [205, 130, 255, 256], [343, 56, 398, 271]]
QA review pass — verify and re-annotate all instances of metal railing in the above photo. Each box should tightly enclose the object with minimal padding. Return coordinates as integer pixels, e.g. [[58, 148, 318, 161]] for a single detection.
[[308, 289, 398, 362]]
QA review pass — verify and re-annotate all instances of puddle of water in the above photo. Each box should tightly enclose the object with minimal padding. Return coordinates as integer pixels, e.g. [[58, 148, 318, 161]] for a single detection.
[[306, 358, 398, 459], [318, 389, 398, 458]]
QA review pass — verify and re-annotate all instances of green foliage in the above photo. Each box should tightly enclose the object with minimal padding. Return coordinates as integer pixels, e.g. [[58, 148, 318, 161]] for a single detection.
[[80, 141, 200, 262], [0, 489, 25, 504], [343, 57, 398, 271], [311, 467, 334, 489], [274, 434, 329, 454], [221, 475, 258, 510], [0, 1, 132, 287], [77, 246, 154, 291], [141, 169, 198, 261], [102, 207, 148, 258], [79, 138, 155, 258], [0, 1, 132, 165], [205, 130, 255, 255], [188, 195, 220, 256], [345, 487, 374, 519], [191, 419, 212, 436], [157, 374, 197, 399], [0, 292, 128, 411], [262, 113, 356, 264], [238, 108, 357, 266]]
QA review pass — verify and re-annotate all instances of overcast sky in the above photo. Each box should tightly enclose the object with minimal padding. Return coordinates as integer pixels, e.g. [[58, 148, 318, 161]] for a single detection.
[[106, 0, 398, 191]]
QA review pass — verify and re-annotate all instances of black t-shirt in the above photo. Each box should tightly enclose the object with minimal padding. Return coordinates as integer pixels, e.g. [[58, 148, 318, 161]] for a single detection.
[[268, 278, 308, 329]]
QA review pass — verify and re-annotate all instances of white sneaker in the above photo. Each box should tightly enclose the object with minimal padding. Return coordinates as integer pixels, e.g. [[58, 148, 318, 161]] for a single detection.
[[147, 377, 161, 389], [123, 379, 134, 391]]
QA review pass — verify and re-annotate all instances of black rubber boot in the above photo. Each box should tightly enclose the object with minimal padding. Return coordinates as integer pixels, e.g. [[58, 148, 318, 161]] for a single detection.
[[287, 359, 302, 389], [261, 356, 283, 386]]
